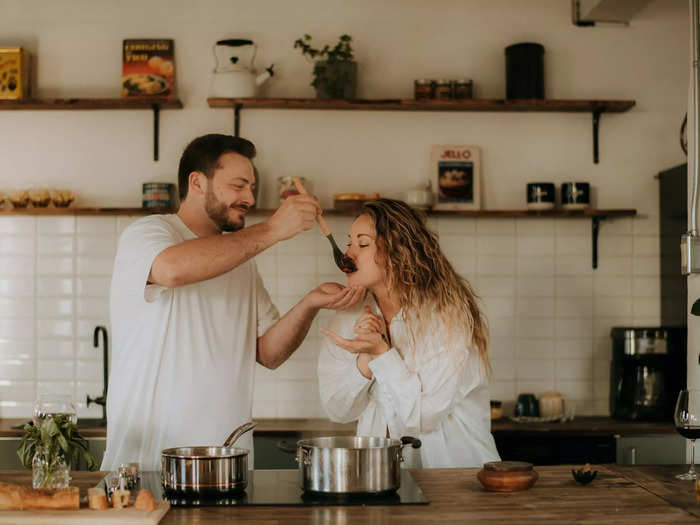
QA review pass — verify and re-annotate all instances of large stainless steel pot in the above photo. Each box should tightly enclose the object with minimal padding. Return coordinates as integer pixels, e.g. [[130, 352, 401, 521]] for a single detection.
[[296, 435, 422, 494], [161, 421, 256, 496]]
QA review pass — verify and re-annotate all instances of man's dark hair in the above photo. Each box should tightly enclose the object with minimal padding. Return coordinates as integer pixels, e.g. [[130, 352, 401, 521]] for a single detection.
[[177, 134, 256, 200]]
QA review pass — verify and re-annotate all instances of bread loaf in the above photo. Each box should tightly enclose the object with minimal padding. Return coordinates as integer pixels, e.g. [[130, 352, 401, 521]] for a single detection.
[[0, 482, 79, 510], [134, 488, 157, 511]]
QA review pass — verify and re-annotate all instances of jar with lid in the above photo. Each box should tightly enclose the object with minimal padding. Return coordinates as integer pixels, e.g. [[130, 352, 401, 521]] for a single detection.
[[433, 79, 452, 100], [277, 176, 309, 203], [452, 79, 473, 99], [414, 79, 433, 100]]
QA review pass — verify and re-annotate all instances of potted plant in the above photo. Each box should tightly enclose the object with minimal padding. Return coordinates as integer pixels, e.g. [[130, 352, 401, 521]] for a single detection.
[[17, 414, 97, 488], [294, 34, 356, 99]]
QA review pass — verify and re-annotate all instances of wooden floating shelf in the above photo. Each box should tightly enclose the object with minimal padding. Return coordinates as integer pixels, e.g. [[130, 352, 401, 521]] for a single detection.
[[0, 98, 183, 110], [0, 98, 183, 161], [0, 206, 633, 270], [0, 207, 636, 218], [0, 207, 174, 216], [208, 97, 635, 164], [207, 97, 635, 113]]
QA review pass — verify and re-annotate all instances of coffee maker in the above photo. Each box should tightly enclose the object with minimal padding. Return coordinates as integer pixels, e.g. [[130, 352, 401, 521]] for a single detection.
[[610, 327, 685, 421]]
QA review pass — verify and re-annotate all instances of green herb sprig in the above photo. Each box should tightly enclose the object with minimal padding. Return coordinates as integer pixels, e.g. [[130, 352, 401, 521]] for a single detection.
[[293, 34, 354, 63], [17, 414, 98, 474]]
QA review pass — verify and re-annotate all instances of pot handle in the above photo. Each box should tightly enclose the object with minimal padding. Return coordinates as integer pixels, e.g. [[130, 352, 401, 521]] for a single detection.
[[400, 436, 422, 449], [276, 441, 297, 454]]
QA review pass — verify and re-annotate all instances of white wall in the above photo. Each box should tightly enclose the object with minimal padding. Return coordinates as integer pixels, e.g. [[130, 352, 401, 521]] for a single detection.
[[0, 0, 691, 419]]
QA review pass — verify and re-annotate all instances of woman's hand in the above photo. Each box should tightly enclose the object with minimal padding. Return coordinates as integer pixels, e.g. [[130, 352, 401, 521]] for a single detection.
[[322, 307, 389, 357]]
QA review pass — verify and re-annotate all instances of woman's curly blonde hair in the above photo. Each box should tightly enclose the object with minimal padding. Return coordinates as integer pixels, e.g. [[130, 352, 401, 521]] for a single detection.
[[361, 198, 491, 374]]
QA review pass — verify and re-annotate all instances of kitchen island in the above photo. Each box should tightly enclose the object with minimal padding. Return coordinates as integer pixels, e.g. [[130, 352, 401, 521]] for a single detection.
[[1, 465, 697, 523]]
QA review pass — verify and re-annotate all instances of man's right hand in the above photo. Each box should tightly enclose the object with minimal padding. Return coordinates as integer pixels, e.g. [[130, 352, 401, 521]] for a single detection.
[[266, 194, 322, 242]]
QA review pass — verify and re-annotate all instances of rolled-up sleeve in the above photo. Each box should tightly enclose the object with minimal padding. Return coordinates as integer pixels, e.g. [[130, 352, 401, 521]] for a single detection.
[[368, 334, 476, 435]]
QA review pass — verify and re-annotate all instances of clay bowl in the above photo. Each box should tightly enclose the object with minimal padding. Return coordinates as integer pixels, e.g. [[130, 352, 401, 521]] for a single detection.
[[477, 461, 539, 492]]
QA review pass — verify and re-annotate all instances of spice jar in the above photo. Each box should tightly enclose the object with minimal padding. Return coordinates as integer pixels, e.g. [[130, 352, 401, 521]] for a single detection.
[[414, 79, 433, 100], [433, 79, 452, 100], [452, 79, 473, 99], [277, 176, 309, 202]]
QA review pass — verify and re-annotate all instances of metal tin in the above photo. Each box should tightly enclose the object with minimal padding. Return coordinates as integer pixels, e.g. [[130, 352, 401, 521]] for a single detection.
[[0, 47, 31, 100], [142, 182, 174, 209], [611, 327, 668, 355], [434, 79, 452, 100], [296, 436, 421, 494], [414, 79, 433, 100]]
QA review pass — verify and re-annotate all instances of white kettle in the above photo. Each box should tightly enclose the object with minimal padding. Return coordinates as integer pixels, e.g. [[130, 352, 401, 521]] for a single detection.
[[210, 39, 274, 98]]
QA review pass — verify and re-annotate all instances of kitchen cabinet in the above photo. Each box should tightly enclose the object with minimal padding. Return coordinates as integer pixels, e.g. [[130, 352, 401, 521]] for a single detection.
[[615, 434, 686, 465]]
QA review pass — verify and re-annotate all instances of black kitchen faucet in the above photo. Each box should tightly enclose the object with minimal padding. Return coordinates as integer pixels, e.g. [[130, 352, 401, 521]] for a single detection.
[[87, 325, 109, 424]]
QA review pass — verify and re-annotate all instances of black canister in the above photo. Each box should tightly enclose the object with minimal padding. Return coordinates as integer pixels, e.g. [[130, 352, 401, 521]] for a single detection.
[[561, 182, 590, 210], [526, 182, 555, 210], [505, 43, 544, 99]]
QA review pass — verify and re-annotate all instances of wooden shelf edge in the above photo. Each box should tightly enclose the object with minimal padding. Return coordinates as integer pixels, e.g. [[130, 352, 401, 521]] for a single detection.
[[0, 98, 183, 110], [0, 207, 637, 218], [207, 97, 635, 113]]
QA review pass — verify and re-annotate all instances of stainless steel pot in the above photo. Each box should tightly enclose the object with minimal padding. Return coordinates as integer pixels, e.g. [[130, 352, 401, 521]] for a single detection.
[[161, 421, 256, 496], [296, 435, 421, 494]]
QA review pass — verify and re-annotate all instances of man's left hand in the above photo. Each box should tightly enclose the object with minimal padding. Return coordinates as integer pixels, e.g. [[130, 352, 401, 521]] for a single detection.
[[305, 282, 364, 311]]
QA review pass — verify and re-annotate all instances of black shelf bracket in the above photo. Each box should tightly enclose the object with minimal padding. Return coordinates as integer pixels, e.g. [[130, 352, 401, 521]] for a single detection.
[[592, 216, 603, 269], [592, 109, 603, 164], [234, 103, 242, 137], [152, 104, 160, 162]]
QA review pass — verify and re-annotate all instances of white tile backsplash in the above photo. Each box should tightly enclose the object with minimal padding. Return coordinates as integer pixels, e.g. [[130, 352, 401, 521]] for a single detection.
[[0, 214, 661, 418], [38, 236, 74, 255]]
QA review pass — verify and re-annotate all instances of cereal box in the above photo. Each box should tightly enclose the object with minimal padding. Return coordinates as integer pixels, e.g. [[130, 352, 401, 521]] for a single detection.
[[122, 39, 175, 98], [0, 47, 31, 100]]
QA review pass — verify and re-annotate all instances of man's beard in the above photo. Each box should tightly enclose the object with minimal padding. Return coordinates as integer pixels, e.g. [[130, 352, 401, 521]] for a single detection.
[[204, 185, 247, 233]]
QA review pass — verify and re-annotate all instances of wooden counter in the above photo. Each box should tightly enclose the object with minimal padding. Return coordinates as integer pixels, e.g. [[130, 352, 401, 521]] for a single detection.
[[0, 465, 697, 523], [0, 417, 673, 438]]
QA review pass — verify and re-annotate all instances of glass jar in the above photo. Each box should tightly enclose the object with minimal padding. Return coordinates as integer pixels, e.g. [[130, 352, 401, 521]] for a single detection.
[[452, 79, 473, 99], [32, 448, 70, 489], [413, 79, 433, 100], [33, 393, 76, 428], [277, 176, 309, 203], [433, 79, 452, 100]]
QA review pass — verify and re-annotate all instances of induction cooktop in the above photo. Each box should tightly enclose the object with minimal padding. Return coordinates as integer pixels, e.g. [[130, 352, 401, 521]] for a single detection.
[[101, 469, 429, 507]]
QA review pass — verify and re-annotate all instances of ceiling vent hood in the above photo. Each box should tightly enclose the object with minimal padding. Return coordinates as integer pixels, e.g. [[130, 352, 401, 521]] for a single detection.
[[571, 0, 653, 26]]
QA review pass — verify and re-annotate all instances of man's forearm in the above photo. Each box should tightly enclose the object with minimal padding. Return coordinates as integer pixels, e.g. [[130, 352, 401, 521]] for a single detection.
[[257, 297, 319, 369], [150, 221, 277, 287]]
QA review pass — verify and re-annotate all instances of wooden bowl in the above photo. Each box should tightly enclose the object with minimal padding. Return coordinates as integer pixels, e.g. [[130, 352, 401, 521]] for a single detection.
[[477, 461, 539, 492]]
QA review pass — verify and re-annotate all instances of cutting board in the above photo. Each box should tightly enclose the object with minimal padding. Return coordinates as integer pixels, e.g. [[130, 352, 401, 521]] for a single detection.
[[0, 500, 170, 524]]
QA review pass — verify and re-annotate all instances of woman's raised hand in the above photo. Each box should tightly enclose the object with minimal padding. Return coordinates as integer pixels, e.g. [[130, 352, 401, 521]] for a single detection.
[[322, 306, 390, 357], [353, 306, 385, 337]]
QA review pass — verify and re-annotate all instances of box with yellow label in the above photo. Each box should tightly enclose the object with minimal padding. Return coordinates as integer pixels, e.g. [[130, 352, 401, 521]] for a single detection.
[[0, 47, 31, 100]]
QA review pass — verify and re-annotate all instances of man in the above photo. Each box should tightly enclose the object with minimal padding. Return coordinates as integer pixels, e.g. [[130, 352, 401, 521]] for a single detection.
[[101, 134, 363, 470]]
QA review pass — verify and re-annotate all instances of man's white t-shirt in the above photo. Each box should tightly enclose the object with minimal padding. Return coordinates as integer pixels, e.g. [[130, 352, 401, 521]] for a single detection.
[[101, 214, 279, 471]]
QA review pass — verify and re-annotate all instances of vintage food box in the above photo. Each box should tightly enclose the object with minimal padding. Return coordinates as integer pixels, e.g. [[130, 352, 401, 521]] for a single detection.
[[122, 39, 175, 98], [0, 47, 31, 100]]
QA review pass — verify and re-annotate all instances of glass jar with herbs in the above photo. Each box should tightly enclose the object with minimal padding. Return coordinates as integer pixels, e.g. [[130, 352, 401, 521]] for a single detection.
[[17, 413, 97, 488]]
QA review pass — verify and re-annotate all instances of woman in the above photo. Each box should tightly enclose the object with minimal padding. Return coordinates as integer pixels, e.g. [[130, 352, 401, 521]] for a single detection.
[[318, 199, 500, 468]]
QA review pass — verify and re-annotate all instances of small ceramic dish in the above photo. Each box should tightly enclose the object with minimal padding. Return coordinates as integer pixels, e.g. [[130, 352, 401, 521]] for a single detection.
[[572, 465, 598, 485]]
